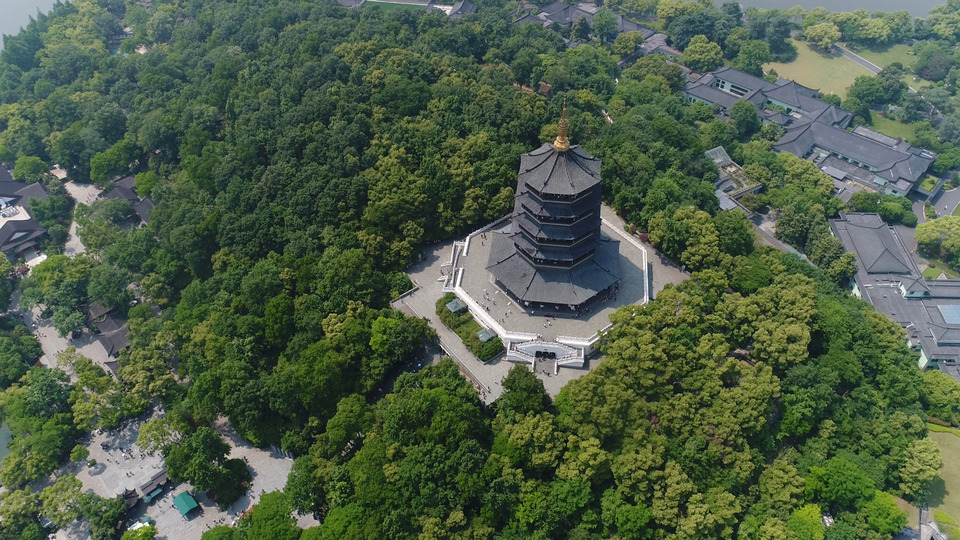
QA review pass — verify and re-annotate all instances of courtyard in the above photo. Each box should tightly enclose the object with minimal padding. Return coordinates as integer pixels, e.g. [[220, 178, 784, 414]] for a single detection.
[[393, 204, 688, 402]]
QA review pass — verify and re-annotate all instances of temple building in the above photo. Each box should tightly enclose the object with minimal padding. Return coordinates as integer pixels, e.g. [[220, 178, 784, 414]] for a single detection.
[[410, 106, 649, 372], [486, 109, 621, 312]]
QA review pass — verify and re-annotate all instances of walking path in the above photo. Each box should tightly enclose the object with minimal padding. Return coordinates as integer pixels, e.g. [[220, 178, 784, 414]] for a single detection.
[[833, 44, 881, 74], [833, 43, 919, 94]]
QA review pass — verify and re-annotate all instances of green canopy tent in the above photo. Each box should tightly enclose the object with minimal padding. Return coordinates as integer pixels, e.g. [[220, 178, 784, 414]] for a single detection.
[[172, 492, 199, 517]]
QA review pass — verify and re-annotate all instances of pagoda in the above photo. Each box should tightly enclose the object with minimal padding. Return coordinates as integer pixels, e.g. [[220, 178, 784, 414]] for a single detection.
[[486, 106, 620, 312]]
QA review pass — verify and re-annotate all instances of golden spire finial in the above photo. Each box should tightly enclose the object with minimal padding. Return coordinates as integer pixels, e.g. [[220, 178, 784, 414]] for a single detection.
[[554, 94, 570, 152]]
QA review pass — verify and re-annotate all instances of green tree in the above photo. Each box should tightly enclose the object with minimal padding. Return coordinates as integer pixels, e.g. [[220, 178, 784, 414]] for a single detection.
[[806, 456, 875, 511], [612, 31, 645, 56], [12, 156, 48, 184], [86, 264, 133, 310], [0, 486, 43, 540], [495, 364, 551, 422], [729, 99, 761, 139], [121, 525, 158, 540], [862, 491, 907, 535], [39, 474, 83, 528], [786, 504, 825, 540], [681, 35, 724, 73], [897, 438, 943, 501], [592, 9, 618, 43], [921, 370, 960, 424], [246, 491, 301, 540], [804, 22, 842, 49], [732, 40, 771, 76], [69, 444, 89, 462], [572, 17, 591, 42], [165, 426, 232, 492]]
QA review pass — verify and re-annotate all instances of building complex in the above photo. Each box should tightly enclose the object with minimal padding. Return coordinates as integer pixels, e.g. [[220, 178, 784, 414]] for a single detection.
[[830, 213, 960, 382], [684, 67, 937, 198]]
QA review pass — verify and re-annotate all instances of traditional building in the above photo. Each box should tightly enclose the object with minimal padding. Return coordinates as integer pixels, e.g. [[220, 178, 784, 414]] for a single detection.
[[683, 67, 937, 197], [830, 212, 960, 383], [486, 108, 620, 312], [0, 170, 51, 257]]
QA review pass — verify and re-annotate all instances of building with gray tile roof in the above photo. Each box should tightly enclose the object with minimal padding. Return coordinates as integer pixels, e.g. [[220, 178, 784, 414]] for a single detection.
[[448, 0, 476, 18], [102, 175, 156, 224], [830, 212, 960, 382], [775, 122, 934, 196], [95, 314, 131, 358], [0, 180, 51, 256], [487, 112, 620, 309], [683, 67, 852, 128], [512, 1, 647, 36], [685, 66, 935, 197]]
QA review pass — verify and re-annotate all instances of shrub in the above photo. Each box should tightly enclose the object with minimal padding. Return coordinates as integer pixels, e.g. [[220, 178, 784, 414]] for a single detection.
[[436, 293, 503, 361]]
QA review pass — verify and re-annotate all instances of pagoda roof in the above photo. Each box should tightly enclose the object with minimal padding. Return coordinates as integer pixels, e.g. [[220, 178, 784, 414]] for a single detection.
[[487, 232, 620, 306], [518, 144, 600, 197]]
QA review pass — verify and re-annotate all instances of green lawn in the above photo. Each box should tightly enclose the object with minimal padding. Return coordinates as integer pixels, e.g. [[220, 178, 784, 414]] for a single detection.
[[924, 266, 944, 279], [921, 176, 939, 192], [923, 258, 960, 279], [848, 43, 916, 70], [765, 41, 873, 99], [930, 430, 960, 535], [364, 1, 426, 12], [841, 43, 935, 91], [870, 115, 917, 141]]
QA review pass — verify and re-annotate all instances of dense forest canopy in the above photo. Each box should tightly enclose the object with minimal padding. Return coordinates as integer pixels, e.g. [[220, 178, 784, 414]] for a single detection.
[[0, 0, 954, 539]]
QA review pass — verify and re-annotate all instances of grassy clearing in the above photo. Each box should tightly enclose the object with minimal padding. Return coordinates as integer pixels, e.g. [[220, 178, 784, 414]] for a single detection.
[[850, 43, 916, 70], [765, 41, 872, 99], [924, 266, 943, 279], [894, 496, 922, 529], [923, 258, 960, 279], [905, 75, 936, 92], [870, 115, 917, 141], [929, 431, 960, 524], [929, 423, 960, 437], [364, 1, 425, 12]]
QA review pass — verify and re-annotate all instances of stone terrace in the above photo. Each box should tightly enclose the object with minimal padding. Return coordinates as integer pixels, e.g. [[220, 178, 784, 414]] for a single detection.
[[457, 219, 648, 344]]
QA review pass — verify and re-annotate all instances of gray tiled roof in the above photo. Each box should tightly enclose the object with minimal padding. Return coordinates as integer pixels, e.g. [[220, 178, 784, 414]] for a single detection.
[[774, 122, 933, 185], [831, 213, 960, 377], [852, 125, 899, 147], [515, 2, 645, 33], [711, 67, 777, 92], [831, 213, 913, 274], [684, 83, 742, 110], [487, 232, 620, 306], [449, 0, 476, 17], [518, 144, 601, 196], [0, 219, 43, 254]]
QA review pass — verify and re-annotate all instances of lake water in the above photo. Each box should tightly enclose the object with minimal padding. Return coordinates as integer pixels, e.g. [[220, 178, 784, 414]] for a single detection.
[[723, 0, 944, 18], [0, 0, 61, 52]]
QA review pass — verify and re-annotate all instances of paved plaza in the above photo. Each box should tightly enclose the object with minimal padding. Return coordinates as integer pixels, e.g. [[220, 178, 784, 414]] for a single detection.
[[459, 220, 647, 343], [394, 204, 689, 402], [55, 414, 317, 540]]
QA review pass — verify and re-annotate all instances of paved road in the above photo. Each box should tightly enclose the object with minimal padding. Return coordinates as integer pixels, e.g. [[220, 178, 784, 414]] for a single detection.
[[932, 187, 960, 217], [833, 44, 919, 94], [833, 44, 881, 74]]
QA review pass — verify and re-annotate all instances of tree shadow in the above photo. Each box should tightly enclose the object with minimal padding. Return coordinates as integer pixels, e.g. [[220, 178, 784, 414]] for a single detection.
[[928, 476, 948, 508], [87, 462, 108, 476]]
